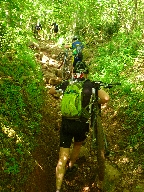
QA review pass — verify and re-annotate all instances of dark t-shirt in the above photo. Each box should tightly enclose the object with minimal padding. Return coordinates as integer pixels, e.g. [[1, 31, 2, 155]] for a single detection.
[[51, 23, 58, 33]]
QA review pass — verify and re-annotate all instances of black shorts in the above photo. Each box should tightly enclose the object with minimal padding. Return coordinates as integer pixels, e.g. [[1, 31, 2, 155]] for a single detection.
[[53, 26, 58, 33], [54, 28, 58, 33], [73, 56, 83, 70], [60, 118, 89, 148]]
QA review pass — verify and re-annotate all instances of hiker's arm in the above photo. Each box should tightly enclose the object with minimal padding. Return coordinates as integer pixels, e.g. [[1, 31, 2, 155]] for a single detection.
[[49, 86, 57, 94], [98, 89, 110, 104]]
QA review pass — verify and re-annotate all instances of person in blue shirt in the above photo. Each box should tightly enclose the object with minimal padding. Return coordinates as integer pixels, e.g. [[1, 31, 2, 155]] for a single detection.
[[65, 36, 84, 69]]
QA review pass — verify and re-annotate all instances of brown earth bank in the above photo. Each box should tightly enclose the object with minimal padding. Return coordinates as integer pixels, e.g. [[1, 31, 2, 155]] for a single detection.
[[23, 39, 143, 192]]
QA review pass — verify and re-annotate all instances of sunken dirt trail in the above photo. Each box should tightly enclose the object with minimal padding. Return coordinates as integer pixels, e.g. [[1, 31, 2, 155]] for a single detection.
[[24, 39, 144, 192]]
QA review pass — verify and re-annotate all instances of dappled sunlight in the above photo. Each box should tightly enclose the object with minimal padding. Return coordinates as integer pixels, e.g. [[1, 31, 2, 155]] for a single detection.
[[59, 153, 70, 163], [82, 187, 90, 192], [56, 149, 70, 189], [45, 84, 52, 89], [2, 125, 16, 138], [49, 58, 58, 66], [41, 53, 58, 66], [1, 0, 144, 190], [57, 37, 65, 45], [58, 161, 63, 166], [82, 186, 90, 191], [2, 124, 22, 143], [40, 52, 59, 67], [49, 43, 58, 48], [101, 103, 108, 109], [133, 164, 143, 175], [35, 160, 44, 171], [118, 156, 130, 164], [41, 54, 49, 63], [63, 156, 68, 161]]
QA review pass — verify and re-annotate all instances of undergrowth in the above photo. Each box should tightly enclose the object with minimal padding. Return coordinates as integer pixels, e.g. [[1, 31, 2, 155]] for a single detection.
[[90, 30, 144, 157], [0, 44, 45, 191]]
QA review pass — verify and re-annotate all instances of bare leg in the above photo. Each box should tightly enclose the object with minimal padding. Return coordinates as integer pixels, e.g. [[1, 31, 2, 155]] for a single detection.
[[69, 141, 83, 168], [56, 147, 70, 191]]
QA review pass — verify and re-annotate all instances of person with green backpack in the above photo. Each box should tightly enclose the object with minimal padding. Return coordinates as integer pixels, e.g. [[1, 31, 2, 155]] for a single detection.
[[49, 62, 109, 192]]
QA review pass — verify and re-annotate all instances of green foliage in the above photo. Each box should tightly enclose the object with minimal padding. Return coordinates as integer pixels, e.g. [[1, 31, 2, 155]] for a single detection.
[[90, 31, 142, 81], [0, 1, 46, 190], [0, 45, 44, 189], [0, 0, 144, 190], [90, 28, 144, 152]]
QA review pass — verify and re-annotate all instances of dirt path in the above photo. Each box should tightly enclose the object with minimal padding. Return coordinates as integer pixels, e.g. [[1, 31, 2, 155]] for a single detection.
[[24, 39, 144, 192]]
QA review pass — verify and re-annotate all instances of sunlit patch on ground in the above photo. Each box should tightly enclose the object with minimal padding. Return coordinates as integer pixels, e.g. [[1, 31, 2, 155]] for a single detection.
[[35, 160, 44, 170], [2, 124, 22, 143], [82, 186, 90, 191]]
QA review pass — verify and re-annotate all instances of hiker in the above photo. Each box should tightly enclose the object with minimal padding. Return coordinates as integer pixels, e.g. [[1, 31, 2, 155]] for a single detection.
[[51, 22, 59, 34], [65, 36, 84, 69], [49, 63, 109, 192], [33, 22, 42, 37]]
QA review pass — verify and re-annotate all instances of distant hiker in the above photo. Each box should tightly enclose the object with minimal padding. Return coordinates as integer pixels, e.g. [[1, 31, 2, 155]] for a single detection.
[[33, 22, 42, 38], [51, 22, 59, 34], [35, 22, 42, 32], [49, 64, 109, 192], [65, 36, 84, 69]]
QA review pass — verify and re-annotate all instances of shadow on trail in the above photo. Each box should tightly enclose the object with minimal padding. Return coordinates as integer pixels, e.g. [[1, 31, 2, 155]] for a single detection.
[[24, 125, 59, 192]]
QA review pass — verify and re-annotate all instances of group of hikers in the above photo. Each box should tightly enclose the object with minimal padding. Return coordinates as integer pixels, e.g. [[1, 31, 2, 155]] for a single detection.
[[32, 21, 58, 38], [32, 20, 109, 190], [49, 35, 110, 191]]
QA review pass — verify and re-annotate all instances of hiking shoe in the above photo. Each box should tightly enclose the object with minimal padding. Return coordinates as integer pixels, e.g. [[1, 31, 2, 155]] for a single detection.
[[65, 164, 78, 174]]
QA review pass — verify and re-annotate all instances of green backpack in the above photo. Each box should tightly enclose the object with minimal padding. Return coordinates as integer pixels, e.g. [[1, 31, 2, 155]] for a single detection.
[[61, 80, 89, 119]]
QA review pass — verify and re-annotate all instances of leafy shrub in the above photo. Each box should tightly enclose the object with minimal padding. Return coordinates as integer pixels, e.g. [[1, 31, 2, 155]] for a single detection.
[[90, 30, 144, 152], [0, 44, 45, 190]]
